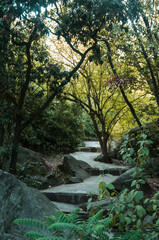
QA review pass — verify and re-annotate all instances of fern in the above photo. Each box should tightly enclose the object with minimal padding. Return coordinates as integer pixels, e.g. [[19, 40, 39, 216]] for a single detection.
[[24, 231, 47, 239], [112, 230, 143, 240], [55, 210, 73, 223], [86, 209, 103, 226], [48, 222, 83, 232], [100, 216, 113, 228], [45, 216, 56, 226], [38, 237, 66, 240], [13, 209, 145, 240], [13, 219, 47, 231], [67, 208, 82, 223], [121, 230, 143, 240]]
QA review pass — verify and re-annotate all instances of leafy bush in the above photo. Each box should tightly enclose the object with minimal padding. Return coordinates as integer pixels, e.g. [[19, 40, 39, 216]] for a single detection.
[[120, 131, 159, 177], [82, 112, 97, 140], [21, 100, 85, 154], [0, 144, 12, 170]]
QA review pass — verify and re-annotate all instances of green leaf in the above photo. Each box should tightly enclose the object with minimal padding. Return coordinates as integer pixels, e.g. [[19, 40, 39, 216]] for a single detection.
[[136, 219, 142, 229], [136, 205, 146, 218], [142, 148, 149, 156], [134, 191, 144, 203], [138, 179, 145, 185], [119, 214, 125, 224], [156, 219, 159, 226], [122, 153, 127, 160], [129, 148, 134, 156], [106, 183, 115, 190], [145, 140, 153, 145], [131, 180, 137, 187], [125, 217, 131, 224]]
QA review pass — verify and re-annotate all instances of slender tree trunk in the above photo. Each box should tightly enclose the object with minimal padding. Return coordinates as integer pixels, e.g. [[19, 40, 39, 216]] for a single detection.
[[104, 39, 142, 128], [102, 130, 112, 163], [90, 113, 112, 163], [119, 86, 142, 128], [9, 117, 22, 174], [0, 125, 5, 146]]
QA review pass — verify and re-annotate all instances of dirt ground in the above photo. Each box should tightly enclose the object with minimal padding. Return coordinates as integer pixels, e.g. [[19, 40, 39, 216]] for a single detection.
[[41, 153, 64, 173]]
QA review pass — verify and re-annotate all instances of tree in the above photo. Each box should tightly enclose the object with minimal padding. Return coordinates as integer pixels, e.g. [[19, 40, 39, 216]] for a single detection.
[[0, 0, 95, 173], [126, 0, 159, 108], [103, 0, 159, 109], [65, 62, 130, 162]]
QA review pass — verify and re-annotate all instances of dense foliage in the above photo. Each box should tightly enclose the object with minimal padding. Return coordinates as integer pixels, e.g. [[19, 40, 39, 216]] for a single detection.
[[21, 101, 85, 154]]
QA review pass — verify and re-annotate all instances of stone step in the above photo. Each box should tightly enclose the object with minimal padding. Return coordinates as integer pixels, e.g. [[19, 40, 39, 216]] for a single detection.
[[86, 166, 127, 176], [78, 141, 101, 152], [70, 152, 129, 176], [51, 202, 89, 219], [42, 175, 118, 204], [78, 147, 101, 152], [43, 191, 97, 204]]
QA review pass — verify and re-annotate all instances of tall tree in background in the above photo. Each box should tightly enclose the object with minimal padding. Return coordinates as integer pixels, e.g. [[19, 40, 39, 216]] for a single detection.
[[65, 63, 129, 163]]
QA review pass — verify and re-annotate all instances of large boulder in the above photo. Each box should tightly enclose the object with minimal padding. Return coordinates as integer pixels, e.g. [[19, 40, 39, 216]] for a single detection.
[[17, 146, 49, 175], [111, 168, 135, 191], [111, 168, 152, 193], [60, 155, 91, 183], [0, 170, 57, 240]]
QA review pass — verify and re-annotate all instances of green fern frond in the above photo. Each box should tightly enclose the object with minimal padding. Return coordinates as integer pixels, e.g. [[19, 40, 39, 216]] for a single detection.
[[48, 222, 83, 232], [112, 234, 122, 240], [83, 223, 105, 237], [67, 208, 82, 224], [13, 219, 47, 231], [45, 216, 56, 226], [24, 231, 47, 239], [38, 237, 66, 240], [101, 216, 113, 228], [55, 210, 72, 223], [121, 230, 143, 240], [87, 209, 103, 226]]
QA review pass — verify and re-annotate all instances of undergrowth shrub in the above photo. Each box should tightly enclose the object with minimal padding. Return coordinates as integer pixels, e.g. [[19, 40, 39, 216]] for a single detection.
[[21, 100, 85, 154], [14, 209, 144, 240]]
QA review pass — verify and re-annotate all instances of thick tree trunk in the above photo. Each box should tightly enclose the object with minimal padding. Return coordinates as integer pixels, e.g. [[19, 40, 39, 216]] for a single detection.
[[9, 118, 22, 174]]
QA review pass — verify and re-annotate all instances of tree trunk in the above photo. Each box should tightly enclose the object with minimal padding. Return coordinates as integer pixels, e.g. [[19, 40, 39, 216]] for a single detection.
[[119, 86, 142, 128], [101, 130, 112, 163], [90, 113, 112, 163], [9, 118, 22, 174], [104, 39, 142, 128], [0, 125, 4, 146]]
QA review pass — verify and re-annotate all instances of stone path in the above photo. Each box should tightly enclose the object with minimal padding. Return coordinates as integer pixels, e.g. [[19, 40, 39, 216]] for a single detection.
[[71, 151, 127, 174], [42, 141, 128, 213]]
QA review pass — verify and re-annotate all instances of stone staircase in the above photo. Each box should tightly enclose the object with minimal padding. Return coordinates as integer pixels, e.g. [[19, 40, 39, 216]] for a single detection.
[[41, 141, 128, 215]]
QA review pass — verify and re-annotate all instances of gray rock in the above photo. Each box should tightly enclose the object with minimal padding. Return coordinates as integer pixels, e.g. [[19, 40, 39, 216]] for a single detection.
[[94, 153, 105, 162], [17, 146, 49, 175], [0, 170, 57, 240], [80, 199, 112, 213], [62, 155, 91, 182], [111, 168, 152, 193], [111, 168, 135, 190]]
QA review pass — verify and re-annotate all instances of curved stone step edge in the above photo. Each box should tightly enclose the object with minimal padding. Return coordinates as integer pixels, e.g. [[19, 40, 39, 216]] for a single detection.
[[86, 167, 128, 176], [43, 191, 97, 204]]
